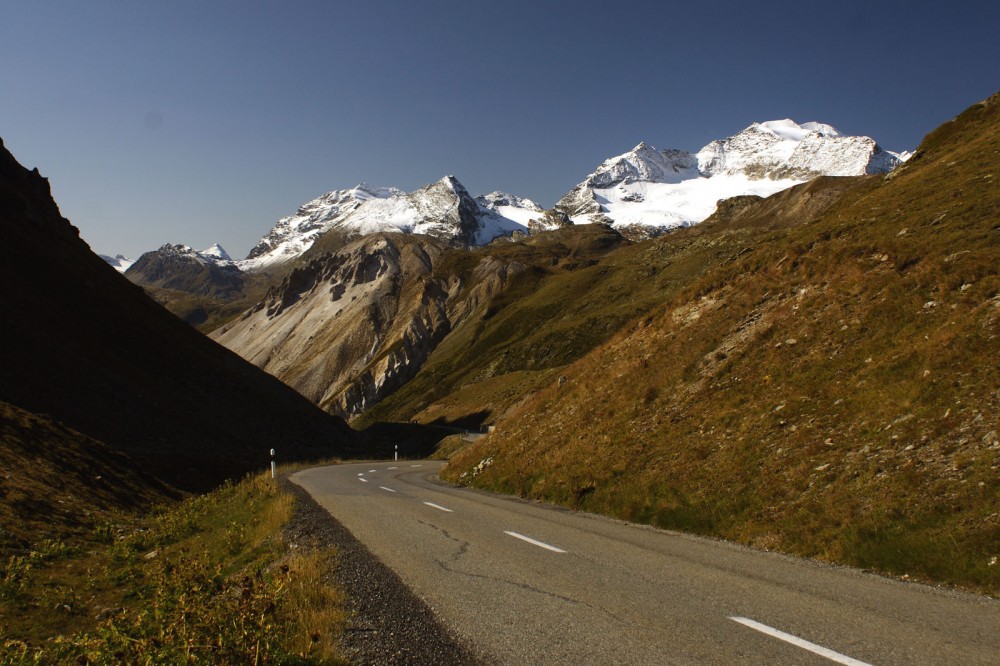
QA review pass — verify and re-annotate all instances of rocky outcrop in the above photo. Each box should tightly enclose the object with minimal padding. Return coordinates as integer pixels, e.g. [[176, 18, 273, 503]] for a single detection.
[[213, 233, 527, 419]]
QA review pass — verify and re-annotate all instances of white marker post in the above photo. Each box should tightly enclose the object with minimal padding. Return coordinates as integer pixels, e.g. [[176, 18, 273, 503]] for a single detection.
[[270, 448, 276, 479], [394, 444, 398, 462]]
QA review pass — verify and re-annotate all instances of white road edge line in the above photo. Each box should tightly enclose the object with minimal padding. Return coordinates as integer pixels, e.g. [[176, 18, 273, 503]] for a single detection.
[[379, 486, 397, 493], [358, 478, 368, 483], [729, 617, 872, 666], [423, 501, 453, 513], [504, 531, 566, 553]]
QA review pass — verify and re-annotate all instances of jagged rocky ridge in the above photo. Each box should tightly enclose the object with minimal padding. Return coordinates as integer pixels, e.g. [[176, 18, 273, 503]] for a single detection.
[[238, 177, 544, 271]]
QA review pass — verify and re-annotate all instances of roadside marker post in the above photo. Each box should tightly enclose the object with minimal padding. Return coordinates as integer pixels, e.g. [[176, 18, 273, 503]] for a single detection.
[[270, 448, 276, 479], [394, 444, 398, 462]]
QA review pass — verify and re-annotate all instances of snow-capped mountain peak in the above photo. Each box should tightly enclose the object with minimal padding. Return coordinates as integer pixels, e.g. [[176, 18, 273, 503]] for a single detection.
[[201, 243, 232, 262], [239, 184, 403, 271], [99, 253, 134, 273], [238, 176, 546, 270], [695, 119, 898, 178], [587, 143, 699, 189], [556, 118, 907, 236], [476, 191, 543, 212], [758, 119, 842, 141], [436, 174, 465, 193], [153, 243, 232, 266]]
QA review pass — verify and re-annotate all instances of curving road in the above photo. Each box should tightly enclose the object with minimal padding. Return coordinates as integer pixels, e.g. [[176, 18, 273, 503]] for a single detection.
[[292, 461, 1000, 665]]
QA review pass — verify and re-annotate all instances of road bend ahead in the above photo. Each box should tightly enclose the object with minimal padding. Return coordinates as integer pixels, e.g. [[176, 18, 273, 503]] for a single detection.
[[292, 462, 999, 665]]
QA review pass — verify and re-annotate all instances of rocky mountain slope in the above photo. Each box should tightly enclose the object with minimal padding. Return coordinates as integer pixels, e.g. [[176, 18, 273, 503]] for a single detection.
[[555, 119, 905, 237], [127, 243, 244, 297], [212, 231, 548, 419], [442, 93, 1000, 592], [0, 137, 360, 491]]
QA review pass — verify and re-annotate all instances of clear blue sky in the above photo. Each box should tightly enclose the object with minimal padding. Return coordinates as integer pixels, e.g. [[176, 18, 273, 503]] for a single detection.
[[2, 1, 998, 259]]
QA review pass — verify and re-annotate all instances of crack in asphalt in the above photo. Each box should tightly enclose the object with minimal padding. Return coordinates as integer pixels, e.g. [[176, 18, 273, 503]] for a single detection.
[[416, 517, 627, 626]]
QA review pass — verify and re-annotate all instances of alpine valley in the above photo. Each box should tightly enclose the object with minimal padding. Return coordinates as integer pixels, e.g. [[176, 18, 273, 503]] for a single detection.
[[8, 94, 997, 598], [123, 98, 1000, 592], [129, 118, 914, 419]]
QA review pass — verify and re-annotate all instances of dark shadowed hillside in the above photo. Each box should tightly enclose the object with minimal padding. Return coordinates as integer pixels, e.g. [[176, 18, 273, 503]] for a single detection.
[[0, 138, 360, 491], [0, 401, 177, 550]]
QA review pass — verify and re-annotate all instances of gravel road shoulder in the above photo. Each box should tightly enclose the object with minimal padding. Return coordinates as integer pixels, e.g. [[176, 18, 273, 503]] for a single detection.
[[282, 476, 488, 665]]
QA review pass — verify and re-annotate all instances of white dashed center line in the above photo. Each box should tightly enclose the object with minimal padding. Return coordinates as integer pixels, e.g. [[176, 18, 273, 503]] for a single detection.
[[423, 501, 453, 513], [729, 617, 872, 666], [410, 464, 423, 467], [369, 469, 377, 473], [380, 486, 396, 493], [358, 477, 368, 483], [388, 466, 398, 470], [504, 531, 566, 553]]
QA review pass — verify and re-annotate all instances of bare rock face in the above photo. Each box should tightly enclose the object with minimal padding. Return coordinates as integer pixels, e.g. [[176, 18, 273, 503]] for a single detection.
[[213, 233, 523, 419]]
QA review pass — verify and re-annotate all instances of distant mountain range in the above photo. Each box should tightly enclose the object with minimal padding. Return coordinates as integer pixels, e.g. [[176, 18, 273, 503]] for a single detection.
[[116, 118, 906, 272]]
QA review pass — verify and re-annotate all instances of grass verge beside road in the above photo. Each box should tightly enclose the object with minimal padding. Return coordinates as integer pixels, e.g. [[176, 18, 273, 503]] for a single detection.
[[0, 470, 345, 664]]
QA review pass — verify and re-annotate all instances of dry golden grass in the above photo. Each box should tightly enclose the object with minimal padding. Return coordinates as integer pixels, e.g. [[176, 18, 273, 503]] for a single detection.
[[1, 470, 347, 664], [444, 92, 1000, 594]]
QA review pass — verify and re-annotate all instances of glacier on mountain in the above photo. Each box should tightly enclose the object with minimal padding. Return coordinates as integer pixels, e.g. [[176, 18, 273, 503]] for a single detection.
[[558, 119, 906, 234], [99, 253, 135, 273]]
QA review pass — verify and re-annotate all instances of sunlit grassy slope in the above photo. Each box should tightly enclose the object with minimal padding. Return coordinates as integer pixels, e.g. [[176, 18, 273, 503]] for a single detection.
[[356, 199, 841, 429], [443, 93, 1000, 592], [1, 469, 345, 664]]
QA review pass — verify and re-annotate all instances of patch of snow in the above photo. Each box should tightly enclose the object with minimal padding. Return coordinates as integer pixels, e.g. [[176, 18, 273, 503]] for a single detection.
[[572, 174, 803, 230], [99, 253, 134, 273]]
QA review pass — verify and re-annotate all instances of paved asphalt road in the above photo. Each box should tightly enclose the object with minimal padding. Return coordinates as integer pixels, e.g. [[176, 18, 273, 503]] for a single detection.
[[292, 461, 1000, 665]]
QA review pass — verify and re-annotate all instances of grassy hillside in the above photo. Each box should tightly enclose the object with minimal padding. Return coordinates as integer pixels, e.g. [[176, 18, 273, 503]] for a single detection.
[[443, 93, 1000, 592], [134, 282, 269, 332], [0, 401, 176, 553], [1, 469, 345, 664], [358, 177, 861, 429]]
